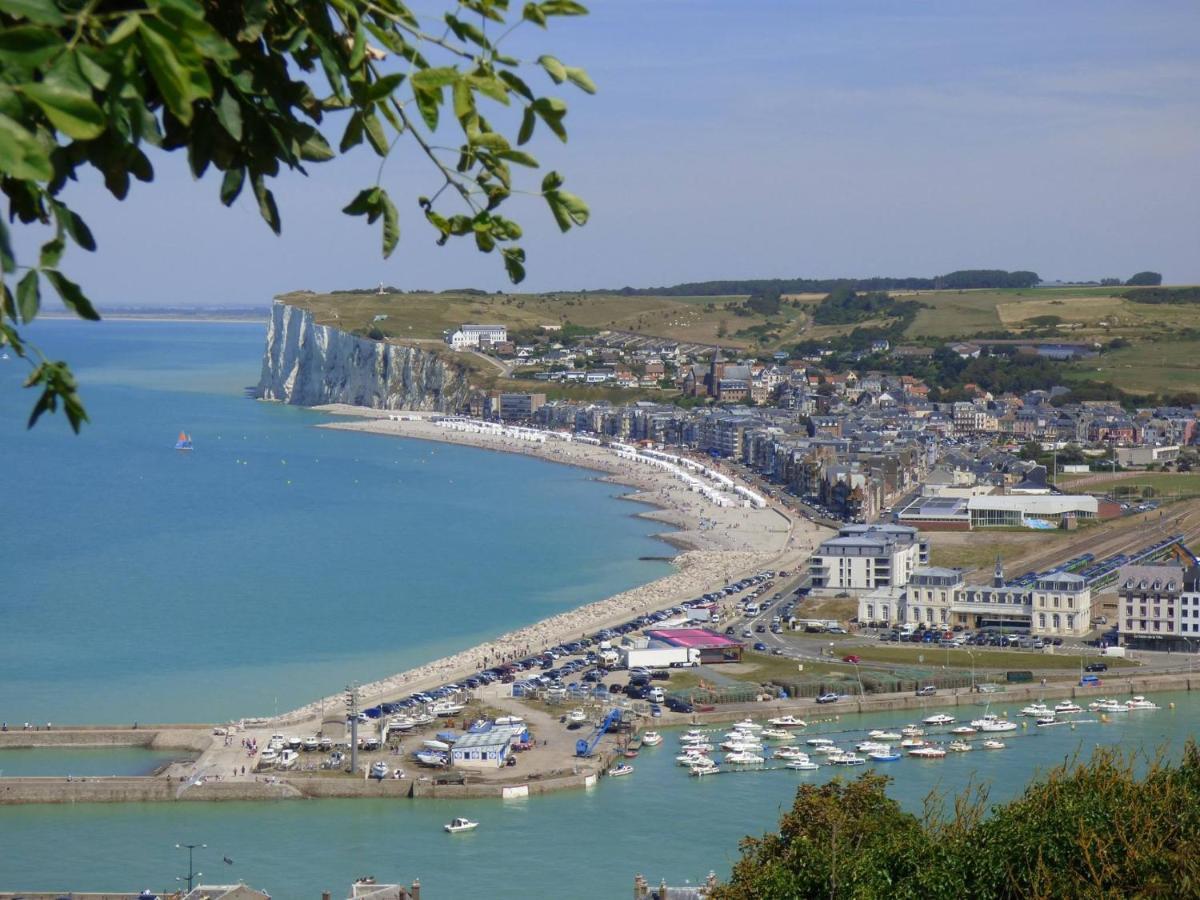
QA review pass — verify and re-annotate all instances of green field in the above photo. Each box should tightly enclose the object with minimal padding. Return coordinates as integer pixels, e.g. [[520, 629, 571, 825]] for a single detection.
[[1071, 338, 1200, 396], [841, 645, 1137, 671], [1059, 472, 1200, 498]]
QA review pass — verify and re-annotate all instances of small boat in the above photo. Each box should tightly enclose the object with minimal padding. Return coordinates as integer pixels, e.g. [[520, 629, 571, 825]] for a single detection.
[[623, 749, 639, 759], [608, 763, 635, 777], [566, 708, 587, 724], [760, 728, 793, 741], [900, 725, 925, 737], [277, 749, 299, 770], [1021, 703, 1052, 717], [386, 717, 416, 733], [286, 736, 302, 750], [318, 736, 333, 751], [923, 713, 955, 726], [732, 718, 763, 732], [1035, 716, 1061, 727], [432, 700, 465, 717], [494, 715, 524, 726], [908, 746, 946, 759], [772, 746, 810, 760], [689, 763, 721, 776], [678, 755, 715, 768], [423, 739, 451, 751], [868, 730, 902, 741], [721, 740, 764, 752], [982, 739, 1006, 750], [302, 736, 319, 752], [641, 731, 663, 746], [681, 729, 706, 743], [970, 714, 1001, 728], [980, 719, 1018, 733], [1090, 699, 1127, 713], [259, 748, 279, 765], [811, 744, 844, 755], [830, 753, 866, 766], [679, 742, 713, 754], [899, 737, 926, 749], [856, 741, 891, 753], [175, 431, 193, 451], [724, 751, 765, 765], [868, 750, 901, 762], [1054, 702, 1082, 714], [444, 817, 479, 834], [370, 761, 389, 779], [1126, 696, 1159, 710], [767, 714, 807, 728], [948, 740, 972, 753], [786, 759, 819, 771], [950, 725, 977, 735], [414, 751, 449, 767], [806, 737, 834, 747]]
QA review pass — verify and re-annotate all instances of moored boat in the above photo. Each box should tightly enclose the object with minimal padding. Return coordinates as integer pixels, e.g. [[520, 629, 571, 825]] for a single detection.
[[641, 731, 663, 746], [370, 761, 389, 779], [608, 763, 635, 777], [982, 739, 1006, 750], [767, 714, 807, 728], [444, 817, 479, 833], [923, 713, 955, 726], [1126, 696, 1159, 710], [689, 764, 721, 777], [868, 750, 901, 762], [786, 759, 819, 771], [869, 730, 903, 741], [908, 746, 946, 759], [948, 740, 972, 752], [950, 725, 977, 735], [1054, 701, 1082, 714]]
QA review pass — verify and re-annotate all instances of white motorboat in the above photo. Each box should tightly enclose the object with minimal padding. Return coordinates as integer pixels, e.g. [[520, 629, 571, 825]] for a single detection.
[[1053, 702, 1082, 714], [772, 746, 810, 760], [1036, 716, 1061, 727], [370, 761, 389, 779], [689, 764, 721, 776], [1089, 699, 1127, 713], [760, 728, 793, 741], [899, 737, 926, 749], [786, 759, 819, 771], [608, 763, 635, 777], [494, 715, 524, 726], [286, 736, 302, 750], [679, 742, 713, 754], [731, 718, 763, 732], [721, 740, 764, 752], [908, 746, 946, 759], [980, 719, 1018, 733], [278, 749, 299, 770], [856, 741, 891, 753], [444, 817, 479, 833], [410, 713, 436, 727], [423, 739, 452, 751], [811, 743, 844, 755], [566, 708, 587, 724], [724, 751, 765, 765], [318, 736, 333, 751], [950, 725, 977, 735], [641, 731, 663, 746], [767, 714, 807, 728], [415, 751, 449, 767], [1126, 696, 1159, 710], [267, 738, 285, 752], [970, 713, 1000, 728], [679, 754, 716, 768], [948, 740, 972, 753], [302, 736, 319, 751], [386, 717, 416, 733], [681, 729, 707, 743], [1021, 703, 1052, 717], [900, 725, 925, 737], [923, 713, 955, 726], [432, 700, 465, 717], [982, 739, 1006, 750], [868, 730, 902, 741], [830, 753, 866, 766], [259, 748, 279, 765], [806, 737, 835, 747], [868, 750, 901, 762]]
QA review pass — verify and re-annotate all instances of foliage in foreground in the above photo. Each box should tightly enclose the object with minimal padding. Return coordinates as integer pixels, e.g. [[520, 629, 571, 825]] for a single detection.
[[711, 742, 1200, 899], [0, 0, 593, 429]]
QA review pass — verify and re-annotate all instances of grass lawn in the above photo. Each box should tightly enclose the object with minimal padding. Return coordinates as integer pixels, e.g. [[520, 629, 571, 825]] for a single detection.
[[1071, 338, 1200, 396], [926, 531, 1055, 573], [1059, 472, 1200, 498], [732, 653, 845, 683], [846, 645, 1138, 671], [793, 597, 858, 622]]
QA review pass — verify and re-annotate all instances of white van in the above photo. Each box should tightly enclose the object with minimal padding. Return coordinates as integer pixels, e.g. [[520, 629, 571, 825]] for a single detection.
[[646, 687, 665, 704], [744, 602, 760, 617]]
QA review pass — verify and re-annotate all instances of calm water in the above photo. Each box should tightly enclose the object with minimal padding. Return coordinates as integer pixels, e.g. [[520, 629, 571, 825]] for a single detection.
[[2, 692, 1197, 896], [0, 320, 671, 724], [0, 747, 184, 777]]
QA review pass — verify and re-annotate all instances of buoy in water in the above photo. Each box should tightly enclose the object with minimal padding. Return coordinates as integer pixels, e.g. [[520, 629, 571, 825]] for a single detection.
[[1170, 702, 1176, 709]]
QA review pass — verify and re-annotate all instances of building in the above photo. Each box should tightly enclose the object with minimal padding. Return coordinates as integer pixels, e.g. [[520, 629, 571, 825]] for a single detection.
[[619, 634, 702, 669], [966, 494, 1102, 528], [641, 628, 743, 664], [1116, 563, 1200, 652], [446, 323, 507, 350], [449, 723, 527, 769], [1116, 445, 1180, 467], [809, 524, 928, 592], [495, 392, 546, 421]]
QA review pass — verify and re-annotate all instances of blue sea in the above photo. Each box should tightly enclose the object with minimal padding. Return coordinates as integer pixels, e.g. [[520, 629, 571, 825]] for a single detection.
[[0, 319, 671, 725]]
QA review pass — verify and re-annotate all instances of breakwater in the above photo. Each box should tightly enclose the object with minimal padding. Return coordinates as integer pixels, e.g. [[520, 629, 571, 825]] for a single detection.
[[0, 727, 210, 751]]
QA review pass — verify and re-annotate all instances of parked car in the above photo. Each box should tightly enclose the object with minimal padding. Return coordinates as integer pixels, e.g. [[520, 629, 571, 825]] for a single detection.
[[815, 693, 839, 704], [841, 654, 862, 664], [1085, 662, 1108, 672], [915, 685, 937, 697], [753, 642, 768, 652]]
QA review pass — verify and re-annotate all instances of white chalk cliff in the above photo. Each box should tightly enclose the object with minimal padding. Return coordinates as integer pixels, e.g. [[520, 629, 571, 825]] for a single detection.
[[257, 302, 473, 411]]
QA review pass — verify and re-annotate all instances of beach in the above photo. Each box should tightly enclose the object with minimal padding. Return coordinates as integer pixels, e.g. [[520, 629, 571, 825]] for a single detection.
[[261, 405, 830, 727]]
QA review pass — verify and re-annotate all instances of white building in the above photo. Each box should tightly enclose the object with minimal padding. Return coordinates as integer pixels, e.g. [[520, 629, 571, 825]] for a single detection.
[[1117, 563, 1200, 652], [809, 524, 928, 592], [966, 494, 1099, 528], [446, 323, 508, 350], [449, 723, 526, 769]]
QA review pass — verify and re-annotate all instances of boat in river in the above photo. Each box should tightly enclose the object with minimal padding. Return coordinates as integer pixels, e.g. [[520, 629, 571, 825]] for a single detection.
[[689, 763, 721, 777], [948, 740, 972, 752], [868, 749, 901, 762], [175, 431, 193, 451], [868, 730, 902, 741], [982, 739, 1007, 750], [724, 750, 765, 765], [444, 817, 479, 833], [767, 714, 807, 728], [923, 713, 955, 726], [908, 746, 946, 759], [786, 759, 819, 771], [1126, 696, 1159, 710], [950, 725, 977, 735], [641, 731, 663, 746], [608, 763, 634, 777], [772, 746, 810, 760], [1021, 703, 1052, 717], [1054, 701, 1082, 714], [760, 728, 792, 741]]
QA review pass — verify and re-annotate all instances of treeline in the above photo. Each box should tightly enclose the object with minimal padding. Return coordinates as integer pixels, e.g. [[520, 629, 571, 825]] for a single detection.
[[712, 743, 1200, 900], [603, 269, 1041, 297], [1123, 286, 1200, 305], [811, 288, 923, 325]]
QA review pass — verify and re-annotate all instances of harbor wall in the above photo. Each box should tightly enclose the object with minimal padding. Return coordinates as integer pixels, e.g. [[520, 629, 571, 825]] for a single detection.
[[0, 727, 211, 751], [256, 302, 474, 411]]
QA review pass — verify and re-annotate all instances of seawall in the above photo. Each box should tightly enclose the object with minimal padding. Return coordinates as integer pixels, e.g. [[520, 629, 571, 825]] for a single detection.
[[256, 301, 474, 410], [0, 727, 211, 751]]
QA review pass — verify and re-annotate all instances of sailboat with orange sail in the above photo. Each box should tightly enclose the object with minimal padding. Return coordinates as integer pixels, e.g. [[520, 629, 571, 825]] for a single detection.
[[175, 431, 193, 451]]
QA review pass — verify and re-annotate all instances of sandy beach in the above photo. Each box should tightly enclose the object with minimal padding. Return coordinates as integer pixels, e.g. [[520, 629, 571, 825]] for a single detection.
[[260, 406, 829, 728]]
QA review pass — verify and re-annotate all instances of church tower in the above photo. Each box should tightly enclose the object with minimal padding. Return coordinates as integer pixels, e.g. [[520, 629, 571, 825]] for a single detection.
[[993, 554, 1005, 588], [708, 349, 726, 398]]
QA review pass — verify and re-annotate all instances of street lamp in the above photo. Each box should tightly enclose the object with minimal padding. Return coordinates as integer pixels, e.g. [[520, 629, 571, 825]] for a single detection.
[[176, 842, 206, 893], [966, 650, 976, 693]]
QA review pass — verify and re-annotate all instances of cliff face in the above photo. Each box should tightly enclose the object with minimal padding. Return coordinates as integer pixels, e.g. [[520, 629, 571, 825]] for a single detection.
[[257, 302, 474, 411]]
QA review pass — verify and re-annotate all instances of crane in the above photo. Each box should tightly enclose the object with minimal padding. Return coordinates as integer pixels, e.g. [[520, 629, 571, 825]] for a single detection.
[[576, 708, 623, 758]]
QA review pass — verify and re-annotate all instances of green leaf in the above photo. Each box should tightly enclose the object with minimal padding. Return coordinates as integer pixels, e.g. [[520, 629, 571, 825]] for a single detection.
[[299, 129, 334, 162], [343, 187, 380, 217], [498, 71, 534, 102], [380, 190, 399, 258], [139, 19, 209, 124], [0, 25, 65, 69], [521, 3, 547, 26], [367, 73, 405, 102], [54, 204, 96, 252], [471, 132, 510, 151], [537, 55, 567, 84], [413, 86, 440, 131], [498, 148, 538, 167], [545, 187, 589, 231], [363, 111, 388, 154], [0, 0, 65, 25], [411, 67, 459, 91], [106, 13, 141, 45], [15, 269, 38, 323], [75, 49, 112, 91], [0, 217, 14, 274], [251, 175, 281, 235], [349, 19, 367, 69], [532, 97, 568, 141], [219, 166, 245, 206], [39, 236, 63, 268], [517, 105, 536, 144], [0, 110, 51, 180], [339, 112, 364, 152], [540, 0, 589, 15], [44, 270, 100, 320], [444, 14, 490, 49], [467, 72, 510, 105], [21, 81, 106, 140], [453, 78, 474, 126], [238, 0, 268, 42], [564, 66, 597, 94], [502, 246, 526, 283], [215, 88, 243, 141]]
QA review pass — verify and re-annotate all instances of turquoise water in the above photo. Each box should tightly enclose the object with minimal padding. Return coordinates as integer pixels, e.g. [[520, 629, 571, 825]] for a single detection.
[[0, 747, 185, 777], [0, 320, 671, 724], [2, 692, 1197, 896]]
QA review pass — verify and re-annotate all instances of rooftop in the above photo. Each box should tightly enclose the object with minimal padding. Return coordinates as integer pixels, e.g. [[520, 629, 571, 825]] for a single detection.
[[644, 628, 742, 649]]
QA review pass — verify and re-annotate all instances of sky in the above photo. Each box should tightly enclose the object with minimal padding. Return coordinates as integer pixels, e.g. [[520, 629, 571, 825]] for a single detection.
[[27, 0, 1200, 306]]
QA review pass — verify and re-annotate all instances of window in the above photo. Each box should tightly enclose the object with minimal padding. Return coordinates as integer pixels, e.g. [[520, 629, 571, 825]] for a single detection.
[[1053, 597, 1060, 609], [1052, 614, 1060, 629], [1038, 613, 1046, 627], [1068, 597, 1074, 609]]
